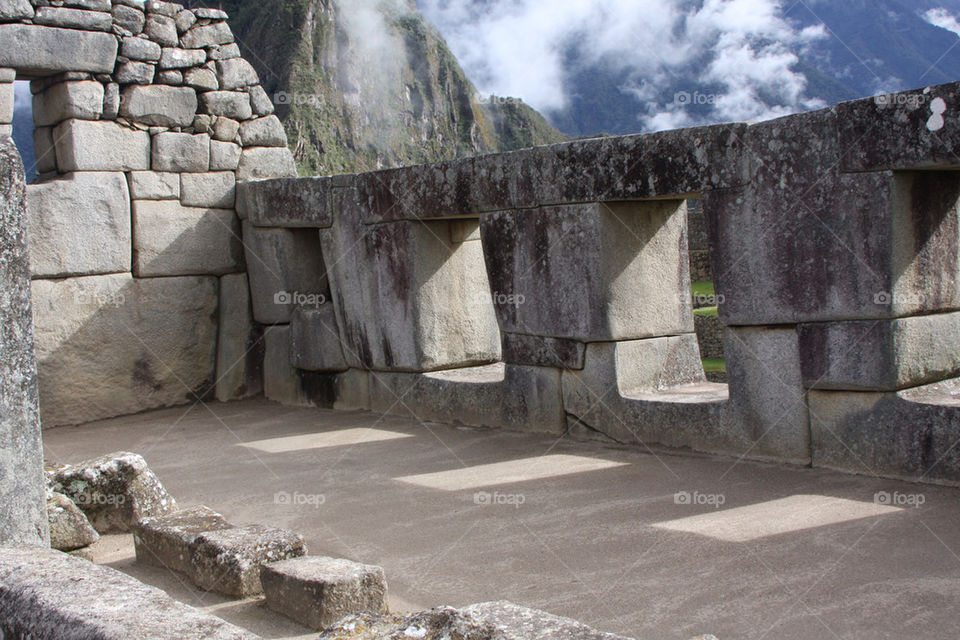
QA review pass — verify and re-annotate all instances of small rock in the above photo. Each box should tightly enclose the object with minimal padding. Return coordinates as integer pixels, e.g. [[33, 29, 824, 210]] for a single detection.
[[47, 491, 99, 551]]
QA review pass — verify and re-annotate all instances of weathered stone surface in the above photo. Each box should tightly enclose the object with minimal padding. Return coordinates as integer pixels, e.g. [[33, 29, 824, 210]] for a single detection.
[[239, 114, 285, 147], [722, 326, 811, 463], [0, 0, 33, 20], [180, 171, 235, 208], [53, 119, 150, 171], [112, 3, 145, 34], [216, 273, 263, 401], [120, 35, 161, 61], [192, 524, 307, 596], [369, 364, 566, 434], [132, 200, 242, 276], [321, 215, 500, 371], [33, 80, 104, 126], [152, 131, 210, 172], [290, 304, 347, 372], [694, 313, 723, 360], [799, 313, 960, 391], [156, 69, 183, 85], [0, 138, 48, 547], [318, 602, 633, 640], [31, 273, 218, 426], [180, 21, 233, 48], [809, 378, 960, 483], [705, 112, 960, 325], [115, 60, 156, 85], [103, 81, 119, 118], [216, 57, 258, 90], [145, 0, 179, 17], [49, 451, 177, 533], [261, 556, 387, 630], [34, 6, 112, 31], [0, 24, 117, 74], [193, 7, 228, 20], [144, 13, 177, 46], [263, 324, 299, 405], [201, 90, 252, 120], [175, 9, 196, 33], [501, 333, 585, 369], [839, 82, 960, 172], [357, 123, 748, 224], [237, 146, 298, 180], [208, 42, 241, 61], [243, 223, 328, 324], [184, 66, 217, 90], [237, 176, 335, 226], [128, 170, 179, 199], [0, 546, 260, 639], [210, 139, 241, 170], [0, 82, 12, 124], [26, 171, 131, 277], [481, 200, 693, 342], [47, 491, 99, 551], [248, 84, 274, 115], [213, 115, 239, 141], [133, 505, 233, 575], [32, 126, 57, 173], [120, 85, 197, 127], [159, 46, 206, 69]]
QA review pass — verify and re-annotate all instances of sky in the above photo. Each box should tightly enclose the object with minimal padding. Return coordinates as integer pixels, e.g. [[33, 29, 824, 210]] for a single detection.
[[417, 0, 960, 131]]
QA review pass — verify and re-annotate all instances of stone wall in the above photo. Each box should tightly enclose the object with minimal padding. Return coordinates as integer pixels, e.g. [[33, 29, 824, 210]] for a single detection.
[[0, 0, 296, 426], [240, 81, 960, 485]]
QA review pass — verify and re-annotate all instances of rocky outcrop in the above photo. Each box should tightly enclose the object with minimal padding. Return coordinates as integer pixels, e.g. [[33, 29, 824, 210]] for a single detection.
[[217, 0, 567, 174]]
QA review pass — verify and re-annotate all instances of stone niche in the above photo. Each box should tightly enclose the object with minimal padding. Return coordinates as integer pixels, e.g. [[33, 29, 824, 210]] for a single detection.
[[0, 0, 298, 426]]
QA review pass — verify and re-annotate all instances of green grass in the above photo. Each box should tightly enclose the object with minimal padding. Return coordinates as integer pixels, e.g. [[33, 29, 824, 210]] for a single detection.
[[693, 306, 718, 317], [691, 280, 715, 298], [701, 357, 726, 373]]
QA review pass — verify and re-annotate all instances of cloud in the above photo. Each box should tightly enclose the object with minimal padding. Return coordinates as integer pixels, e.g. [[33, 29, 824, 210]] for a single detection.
[[923, 7, 960, 37], [417, 0, 828, 131]]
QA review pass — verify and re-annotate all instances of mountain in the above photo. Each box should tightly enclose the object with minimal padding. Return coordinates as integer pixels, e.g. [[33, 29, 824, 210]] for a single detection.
[[418, 0, 960, 137], [213, 0, 567, 175]]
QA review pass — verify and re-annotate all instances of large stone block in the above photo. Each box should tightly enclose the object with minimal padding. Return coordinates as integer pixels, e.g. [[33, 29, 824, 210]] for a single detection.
[[191, 525, 307, 597], [322, 216, 500, 371], [236, 175, 336, 227], [722, 326, 810, 463], [481, 200, 693, 342], [200, 90, 252, 120], [705, 111, 960, 325], [0, 138, 47, 546], [215, 273, 263, 401], [238, 114, 285, 147], [209, 140, 241, 171], [290, 304, 347, 372], [152, 131, 210, 172], [31, 273, 218, 427], [133, 505, 233, 576], [243, 223, 328, 324], [180, 171, 235, 208], [0, 547, 261, 639], [809, 378, 960, 483], [49, 451, 177, 533], [34, 6, 112, 31], [127, 170, 179, 200], [53, 119, 150, 171], [369, 363, 565, 434], [216, 57, 258, 90], [0, 24, 117, 75], [799, 312, 960, 391], [32, 81, 104, 126], [47, 491, 99, 552], [236, 146, 297, 181], [180, 21, 233, 48], [31, 126, 56, 174], [120, 85, 197, 127], [132, 200, 242, 276], [26, 171, 131, 278], [260, 556, 387, 630], [0, 0, 33, 20]]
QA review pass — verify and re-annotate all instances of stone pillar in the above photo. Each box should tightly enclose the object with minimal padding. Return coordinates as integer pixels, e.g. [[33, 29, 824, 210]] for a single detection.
[[0, 135, 48, 546]]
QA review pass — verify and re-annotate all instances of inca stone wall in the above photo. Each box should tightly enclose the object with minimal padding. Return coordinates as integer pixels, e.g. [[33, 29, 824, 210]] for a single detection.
[[0, 0, 296, 426], [240, 81, 960, 486]]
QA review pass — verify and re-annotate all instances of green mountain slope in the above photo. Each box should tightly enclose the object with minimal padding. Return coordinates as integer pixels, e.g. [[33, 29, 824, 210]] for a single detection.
[[216, 0, 566, 175]]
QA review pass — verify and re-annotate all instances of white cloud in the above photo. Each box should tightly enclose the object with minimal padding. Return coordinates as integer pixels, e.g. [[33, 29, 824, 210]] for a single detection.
[[418, 0, 828, 131], [924, 7, 960, 37]]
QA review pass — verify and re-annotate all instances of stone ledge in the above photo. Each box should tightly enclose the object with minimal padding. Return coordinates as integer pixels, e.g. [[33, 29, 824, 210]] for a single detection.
[[0, 24, 118, 75], [0, 546, 260, 639]]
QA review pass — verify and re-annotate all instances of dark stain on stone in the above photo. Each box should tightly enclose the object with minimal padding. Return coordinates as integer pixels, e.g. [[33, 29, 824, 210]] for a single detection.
[[132, 357, 163, 393], [298, 371, 337, 408]]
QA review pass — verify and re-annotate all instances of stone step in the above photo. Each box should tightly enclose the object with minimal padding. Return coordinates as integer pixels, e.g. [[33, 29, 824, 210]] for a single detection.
[[191, 524, 307, 597], [132, 504, 233, 576], [260, 555, 387, 630]]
